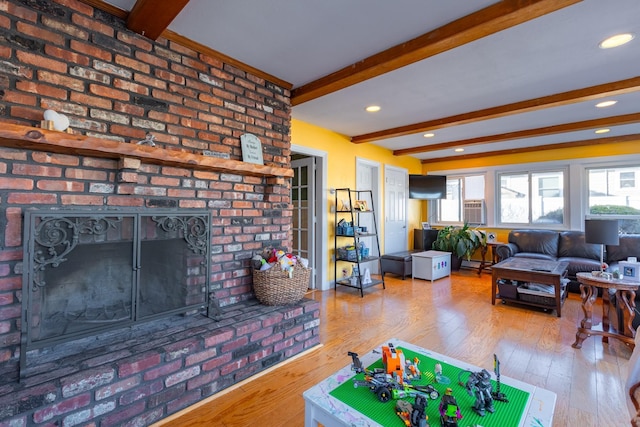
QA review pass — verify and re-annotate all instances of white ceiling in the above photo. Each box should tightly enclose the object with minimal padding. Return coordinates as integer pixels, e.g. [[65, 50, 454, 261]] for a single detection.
[[102, 0, 640, 163]]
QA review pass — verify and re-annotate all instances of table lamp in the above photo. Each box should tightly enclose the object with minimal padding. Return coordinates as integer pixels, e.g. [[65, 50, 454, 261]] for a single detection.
[[584, 219, 619, 273]]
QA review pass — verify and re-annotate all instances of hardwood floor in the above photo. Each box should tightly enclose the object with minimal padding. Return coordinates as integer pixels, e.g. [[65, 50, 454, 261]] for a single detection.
[[156, 269, 633, 426]]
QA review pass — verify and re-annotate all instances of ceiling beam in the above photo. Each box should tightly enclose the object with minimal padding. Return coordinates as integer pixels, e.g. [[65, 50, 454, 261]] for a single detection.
[[394, 112, 640, 156], [291, 0, 582, 106], [420, 134, 640, 164], [352, 76, 640, 144], [127, 0, 190, 40]]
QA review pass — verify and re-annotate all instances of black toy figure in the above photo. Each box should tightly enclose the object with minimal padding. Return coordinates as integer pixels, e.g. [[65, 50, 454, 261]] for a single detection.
[[439, 387, 463, 427]]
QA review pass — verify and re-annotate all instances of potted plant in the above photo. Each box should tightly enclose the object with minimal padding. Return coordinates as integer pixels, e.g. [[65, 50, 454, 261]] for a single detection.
[[432, 223, 487, 270]]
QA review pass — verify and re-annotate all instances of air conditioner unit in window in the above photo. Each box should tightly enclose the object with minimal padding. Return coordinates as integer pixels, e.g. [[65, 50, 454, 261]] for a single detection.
[[463, 200, 486, 225]]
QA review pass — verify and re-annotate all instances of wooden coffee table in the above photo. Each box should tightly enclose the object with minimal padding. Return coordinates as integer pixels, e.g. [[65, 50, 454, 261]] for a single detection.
[[491, 258, 569, 317], [572, 272, 639, 349]]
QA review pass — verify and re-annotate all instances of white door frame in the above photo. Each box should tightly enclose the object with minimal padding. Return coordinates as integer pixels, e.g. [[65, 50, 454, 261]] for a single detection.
[[291, 144, 329, 291], [383, 165, 409, 253], [291, 156, 316, 288]]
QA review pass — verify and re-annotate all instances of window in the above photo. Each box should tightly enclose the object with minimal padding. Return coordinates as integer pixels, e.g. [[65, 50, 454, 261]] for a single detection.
[[620, 171, 636, 188], [498, 170, 565, 225], [587, 166, 640, 233], [437, 175, 484, 223]]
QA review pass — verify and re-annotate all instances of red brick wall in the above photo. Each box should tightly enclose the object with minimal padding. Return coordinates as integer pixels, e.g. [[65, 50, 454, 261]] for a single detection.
[[0, 1, 308, 424]]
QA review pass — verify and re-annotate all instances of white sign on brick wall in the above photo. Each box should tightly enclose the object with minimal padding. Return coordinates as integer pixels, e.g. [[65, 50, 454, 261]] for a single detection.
[[240, 133, 264, 165]]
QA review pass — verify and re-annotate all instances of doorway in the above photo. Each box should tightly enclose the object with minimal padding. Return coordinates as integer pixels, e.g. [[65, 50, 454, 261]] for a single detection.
[[384, 166, 408, 254], [291, 145, 328, 290]]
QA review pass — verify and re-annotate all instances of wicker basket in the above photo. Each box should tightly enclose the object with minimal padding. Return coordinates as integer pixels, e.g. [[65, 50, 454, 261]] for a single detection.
[[252, 263, 311, 305]]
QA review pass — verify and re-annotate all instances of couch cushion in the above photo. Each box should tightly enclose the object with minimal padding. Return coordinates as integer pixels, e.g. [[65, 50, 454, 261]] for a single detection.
[[558, 231, 601, 260], [509, 230, 559, 257], [606, 234, 640, 263], [513, 252, 557, 261], [558, 256, 602, 278], [381, 251, 417, 261]]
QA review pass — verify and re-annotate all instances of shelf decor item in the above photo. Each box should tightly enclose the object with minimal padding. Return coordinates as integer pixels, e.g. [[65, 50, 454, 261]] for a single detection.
[[355, 200, 368, 211]]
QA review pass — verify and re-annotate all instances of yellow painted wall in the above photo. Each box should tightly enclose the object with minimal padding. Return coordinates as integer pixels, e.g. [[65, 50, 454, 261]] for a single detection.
[[291, 119, 424, 284]]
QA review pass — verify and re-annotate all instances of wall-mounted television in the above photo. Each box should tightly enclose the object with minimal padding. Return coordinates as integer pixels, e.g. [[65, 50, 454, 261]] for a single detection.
[[408, 174, 446, 199]]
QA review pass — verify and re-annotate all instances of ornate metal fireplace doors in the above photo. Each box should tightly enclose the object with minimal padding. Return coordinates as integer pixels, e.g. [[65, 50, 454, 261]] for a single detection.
[[21, 210, 211, 357]]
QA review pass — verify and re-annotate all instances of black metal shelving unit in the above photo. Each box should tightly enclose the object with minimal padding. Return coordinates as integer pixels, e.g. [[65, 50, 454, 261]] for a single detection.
[[333, 188, 385, 297]]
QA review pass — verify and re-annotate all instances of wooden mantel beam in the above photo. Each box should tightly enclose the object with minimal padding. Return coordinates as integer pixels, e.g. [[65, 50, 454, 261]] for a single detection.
[[0, 124, 293, 178], [291, 0, 582, 105]]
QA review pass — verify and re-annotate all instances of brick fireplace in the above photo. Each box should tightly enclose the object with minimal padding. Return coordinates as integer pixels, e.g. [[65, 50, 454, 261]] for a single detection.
[[0, 1, 320, 425]]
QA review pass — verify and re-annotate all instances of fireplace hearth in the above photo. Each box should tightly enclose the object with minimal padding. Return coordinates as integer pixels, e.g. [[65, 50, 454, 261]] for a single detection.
[[21, 210, 212, 378]]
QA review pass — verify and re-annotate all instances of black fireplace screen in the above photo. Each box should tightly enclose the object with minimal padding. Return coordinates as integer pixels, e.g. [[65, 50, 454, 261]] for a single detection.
[[22, 211, 211, 352]]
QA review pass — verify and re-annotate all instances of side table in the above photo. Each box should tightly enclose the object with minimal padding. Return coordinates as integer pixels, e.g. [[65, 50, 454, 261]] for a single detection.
[[572, 272, 639, 349], [479, 242, 504, 275]]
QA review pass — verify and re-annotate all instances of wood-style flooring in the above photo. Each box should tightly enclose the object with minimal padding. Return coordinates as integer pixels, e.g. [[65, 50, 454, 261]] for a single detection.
[[155, 269, 634, 426]]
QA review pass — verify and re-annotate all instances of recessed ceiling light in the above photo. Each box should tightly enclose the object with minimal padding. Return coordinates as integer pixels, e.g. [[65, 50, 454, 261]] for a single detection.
[[595, 128, 610, 134], [365, 105, 381, 112], [599, 33, 635, 49], [596, 100, 617, 108], [454, 148, 464, 152], [423, 133, 435, 138]]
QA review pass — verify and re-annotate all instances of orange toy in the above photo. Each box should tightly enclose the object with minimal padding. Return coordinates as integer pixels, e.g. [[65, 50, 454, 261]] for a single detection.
[[382, 343, 406, 384]]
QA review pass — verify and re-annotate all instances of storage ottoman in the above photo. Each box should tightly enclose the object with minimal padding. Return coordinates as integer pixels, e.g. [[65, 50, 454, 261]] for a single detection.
[[380, 251, 417, 280]]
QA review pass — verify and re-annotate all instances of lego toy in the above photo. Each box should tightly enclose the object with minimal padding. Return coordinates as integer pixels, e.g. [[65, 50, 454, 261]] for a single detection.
[[438, 387, 462, 427], [434, 362, 451, 384], [396, 395, 430, 427], [396, 400, 414, 426], [491, 354, 508, 403], [348, 350, 439, 403], [382, 343, 406, 384], [458, 369, 495, 417], [405, 356, 422, 380], [391, 383, 440, 401], [348, 351, 364, 374]]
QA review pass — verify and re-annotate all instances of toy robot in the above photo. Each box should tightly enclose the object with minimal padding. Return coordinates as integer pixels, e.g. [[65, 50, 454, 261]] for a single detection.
[[405, 356, 422, 380], [439, 387, 462, 427], [460, 369, 495, 417]]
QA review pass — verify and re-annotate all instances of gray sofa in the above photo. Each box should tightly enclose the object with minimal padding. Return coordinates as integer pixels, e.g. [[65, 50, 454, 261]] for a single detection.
[[495, 230, 601, 289], [495, 230, 640, 291], [495, 230, 640, 327]]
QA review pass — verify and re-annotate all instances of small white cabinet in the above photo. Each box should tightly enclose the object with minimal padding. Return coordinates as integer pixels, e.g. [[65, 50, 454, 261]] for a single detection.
[[411, 250, 451, 282]]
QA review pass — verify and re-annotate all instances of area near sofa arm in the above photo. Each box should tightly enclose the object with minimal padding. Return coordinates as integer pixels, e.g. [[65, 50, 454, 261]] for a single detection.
[[495, 243, 519, 261]]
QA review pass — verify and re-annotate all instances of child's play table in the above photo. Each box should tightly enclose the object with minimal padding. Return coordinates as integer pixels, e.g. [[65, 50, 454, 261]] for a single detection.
[[302, 338, 556, 427]]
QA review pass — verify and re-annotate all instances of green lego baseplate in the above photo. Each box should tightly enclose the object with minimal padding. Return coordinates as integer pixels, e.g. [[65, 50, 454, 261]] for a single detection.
[[329, 347, 530, 427]]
